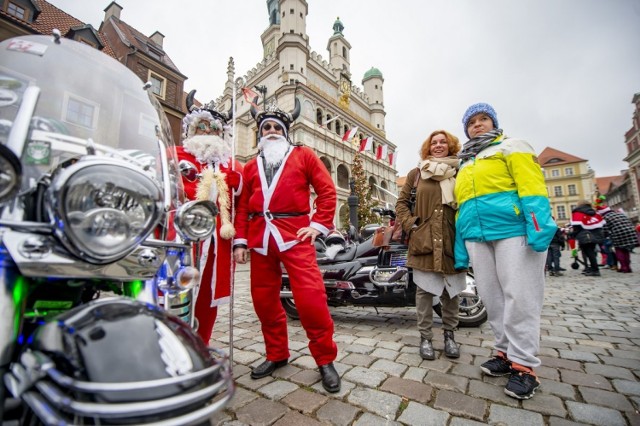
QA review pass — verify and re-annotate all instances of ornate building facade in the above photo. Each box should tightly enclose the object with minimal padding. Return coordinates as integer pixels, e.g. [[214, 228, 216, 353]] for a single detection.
[[538, 147, 595, 223], [214, 0, 398, 229]]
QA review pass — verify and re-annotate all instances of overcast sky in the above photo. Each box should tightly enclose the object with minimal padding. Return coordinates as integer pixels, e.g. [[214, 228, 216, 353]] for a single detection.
[[47, 0, 640, 178]]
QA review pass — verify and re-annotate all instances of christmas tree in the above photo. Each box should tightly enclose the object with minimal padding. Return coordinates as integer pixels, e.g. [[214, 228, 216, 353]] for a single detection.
[[348, 151, 379, 230]]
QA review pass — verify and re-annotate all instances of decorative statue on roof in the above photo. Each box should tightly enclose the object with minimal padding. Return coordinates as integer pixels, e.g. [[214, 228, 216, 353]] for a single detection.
[[333, 17, 344, 35]]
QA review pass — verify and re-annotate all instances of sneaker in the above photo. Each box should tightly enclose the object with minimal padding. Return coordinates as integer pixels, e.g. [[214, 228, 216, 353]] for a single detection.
[[480, 354, 512, 376], [504, 370, 540, 400], [558, 267, 566, 271]]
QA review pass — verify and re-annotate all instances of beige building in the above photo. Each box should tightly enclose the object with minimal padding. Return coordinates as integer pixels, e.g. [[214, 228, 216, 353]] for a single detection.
[[213, 0, 398, 228], [539, 147, 595, 223]]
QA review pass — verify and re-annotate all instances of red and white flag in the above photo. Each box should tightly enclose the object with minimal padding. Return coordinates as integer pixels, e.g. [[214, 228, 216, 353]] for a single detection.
[[376, 144, 388, 160], [359, 136, 373, 152], [388, 150, 397, 166], [342, 126, 358, 142], [242, 87, 260, 109]]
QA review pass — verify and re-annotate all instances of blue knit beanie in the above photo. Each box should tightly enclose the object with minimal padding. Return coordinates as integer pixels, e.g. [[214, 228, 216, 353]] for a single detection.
[[462, 103, 498, 138]]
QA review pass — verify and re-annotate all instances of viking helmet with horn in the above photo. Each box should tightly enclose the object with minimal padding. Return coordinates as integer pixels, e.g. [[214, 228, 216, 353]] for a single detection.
[[182, 89, 234, 139], [250, 96, 301, 139]]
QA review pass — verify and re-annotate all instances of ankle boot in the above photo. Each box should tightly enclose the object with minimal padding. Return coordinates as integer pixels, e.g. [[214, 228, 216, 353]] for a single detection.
[[443, 330, 460, 358], [419, 338, 435, 360]]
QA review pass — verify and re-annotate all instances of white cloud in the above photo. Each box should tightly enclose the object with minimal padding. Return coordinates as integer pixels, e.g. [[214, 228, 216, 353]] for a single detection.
[[47, 0, 640, 177]]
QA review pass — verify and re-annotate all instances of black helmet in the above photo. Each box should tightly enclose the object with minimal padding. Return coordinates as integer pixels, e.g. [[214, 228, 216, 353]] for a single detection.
[[4, 298, 234, 425]]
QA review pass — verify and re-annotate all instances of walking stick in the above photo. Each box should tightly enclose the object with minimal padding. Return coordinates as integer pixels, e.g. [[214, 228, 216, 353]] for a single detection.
[[227, 68, 244, 366]]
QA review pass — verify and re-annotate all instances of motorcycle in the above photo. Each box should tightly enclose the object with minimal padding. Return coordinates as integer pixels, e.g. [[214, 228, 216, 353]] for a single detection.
[[280, 208, 487, 327], [0, 34, 233, 425]]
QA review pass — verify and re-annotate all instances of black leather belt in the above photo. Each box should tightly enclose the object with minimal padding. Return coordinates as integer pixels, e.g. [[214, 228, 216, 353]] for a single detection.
[[249, 211, 306, 220]]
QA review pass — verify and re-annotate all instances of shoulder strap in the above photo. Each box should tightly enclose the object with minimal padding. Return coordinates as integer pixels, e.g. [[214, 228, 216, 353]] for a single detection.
[[412, 167, 420, 187], [409, 167, 420, 215]]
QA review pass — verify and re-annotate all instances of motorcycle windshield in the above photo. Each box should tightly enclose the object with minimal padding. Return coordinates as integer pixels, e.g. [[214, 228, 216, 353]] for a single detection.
[[0, 35, 183, 235]]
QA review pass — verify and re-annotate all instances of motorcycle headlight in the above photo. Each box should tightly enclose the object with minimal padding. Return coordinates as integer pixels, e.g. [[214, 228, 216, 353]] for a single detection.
[[48, 158, 163, 264], [0, 143, 22, 204], [174, 200, 218, 242]]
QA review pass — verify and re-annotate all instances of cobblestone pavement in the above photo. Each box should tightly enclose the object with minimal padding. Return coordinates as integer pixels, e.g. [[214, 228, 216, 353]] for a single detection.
[[209, 252, 640, 425]]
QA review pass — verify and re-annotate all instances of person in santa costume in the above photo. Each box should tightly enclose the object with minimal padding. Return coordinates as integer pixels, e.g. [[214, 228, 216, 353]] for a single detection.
[[177, 90, 243, 344], [232, 97, 340, 393]]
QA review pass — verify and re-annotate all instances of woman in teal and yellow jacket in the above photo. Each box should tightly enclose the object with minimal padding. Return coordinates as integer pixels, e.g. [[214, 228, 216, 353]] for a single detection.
[[454, 103, 555, 401]]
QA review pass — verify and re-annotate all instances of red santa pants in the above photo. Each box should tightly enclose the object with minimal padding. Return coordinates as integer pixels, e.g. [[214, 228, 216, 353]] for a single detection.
[[250, 236, 337, 366], [194, 282, 218, 344]]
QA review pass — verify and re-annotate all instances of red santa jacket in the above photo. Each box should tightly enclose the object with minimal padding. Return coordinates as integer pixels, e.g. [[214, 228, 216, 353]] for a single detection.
[[234, 145, 336, 255], [175, 146, 243, 306]]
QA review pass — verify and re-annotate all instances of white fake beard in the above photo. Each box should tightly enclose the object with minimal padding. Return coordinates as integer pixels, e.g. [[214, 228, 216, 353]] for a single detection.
[[182, 134, 232, 165], [258, 135, 290, 167]]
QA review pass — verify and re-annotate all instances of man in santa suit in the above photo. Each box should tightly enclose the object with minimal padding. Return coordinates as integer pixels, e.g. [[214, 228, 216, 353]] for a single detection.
[[233, 98, 340, 393], [177, 92, 243, 344]]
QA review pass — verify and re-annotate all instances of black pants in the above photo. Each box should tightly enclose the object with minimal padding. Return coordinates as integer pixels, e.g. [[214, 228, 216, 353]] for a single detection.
[[580, 243, 599, 271], [546, 243, 561, 272]]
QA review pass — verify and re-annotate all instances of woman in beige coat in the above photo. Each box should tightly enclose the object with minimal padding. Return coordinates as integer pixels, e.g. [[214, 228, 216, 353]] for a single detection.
[[395, 130, 466, 360]]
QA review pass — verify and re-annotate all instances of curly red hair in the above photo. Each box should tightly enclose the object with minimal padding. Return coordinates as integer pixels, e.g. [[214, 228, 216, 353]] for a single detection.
[[419, 130, 461, 160]]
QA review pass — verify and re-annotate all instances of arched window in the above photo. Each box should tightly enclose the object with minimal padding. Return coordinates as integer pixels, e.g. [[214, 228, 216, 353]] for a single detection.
[[343, 124, 348, 135], [337, 164, 350, 189], [335, 119, 342, 135], [380, 181, 388, 203], [326, 114, 332, 131], [338, 203, 349, 230], [342, 46, 347, 59], [319, 157, 332, 174], [316, 108, 323, 125], [368, 176, 378, 198]]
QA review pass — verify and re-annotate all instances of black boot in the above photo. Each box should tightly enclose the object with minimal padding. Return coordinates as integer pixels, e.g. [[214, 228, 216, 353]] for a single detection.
[[419, 338, 435, 360], [443, 330, 460, 358], [319, 363, 340, 393], [250, 359, 288, 379]]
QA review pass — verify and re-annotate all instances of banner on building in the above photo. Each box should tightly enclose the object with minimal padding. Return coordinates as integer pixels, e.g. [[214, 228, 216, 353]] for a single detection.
[[342, 126, 358, 142], [359, 136, 373, 152], [376, 144, 388, 160]]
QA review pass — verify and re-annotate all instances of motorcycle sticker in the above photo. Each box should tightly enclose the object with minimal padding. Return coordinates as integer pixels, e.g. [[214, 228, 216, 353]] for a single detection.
[[7, 39, 48, 56], [25, 140, 51, 165]]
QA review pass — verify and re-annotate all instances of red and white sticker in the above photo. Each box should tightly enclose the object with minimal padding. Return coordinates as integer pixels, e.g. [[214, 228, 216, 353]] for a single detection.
[[7, 39, 48, 56]]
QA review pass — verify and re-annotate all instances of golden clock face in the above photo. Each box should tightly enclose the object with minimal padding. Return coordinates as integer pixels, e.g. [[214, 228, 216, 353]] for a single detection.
[[340, 79, 350, 94], [264, 39, 275, 57]]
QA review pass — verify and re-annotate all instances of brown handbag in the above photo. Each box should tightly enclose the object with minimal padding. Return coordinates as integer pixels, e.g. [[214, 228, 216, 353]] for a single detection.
[[372, 169, 420, 247]]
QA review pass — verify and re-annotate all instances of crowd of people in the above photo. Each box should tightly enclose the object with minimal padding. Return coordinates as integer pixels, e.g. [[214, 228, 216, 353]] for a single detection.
[[176, 95, 638, 402]]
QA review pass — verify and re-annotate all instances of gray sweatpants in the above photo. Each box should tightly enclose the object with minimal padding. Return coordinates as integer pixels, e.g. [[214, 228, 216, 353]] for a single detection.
[[466, 236, 546, 368]]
